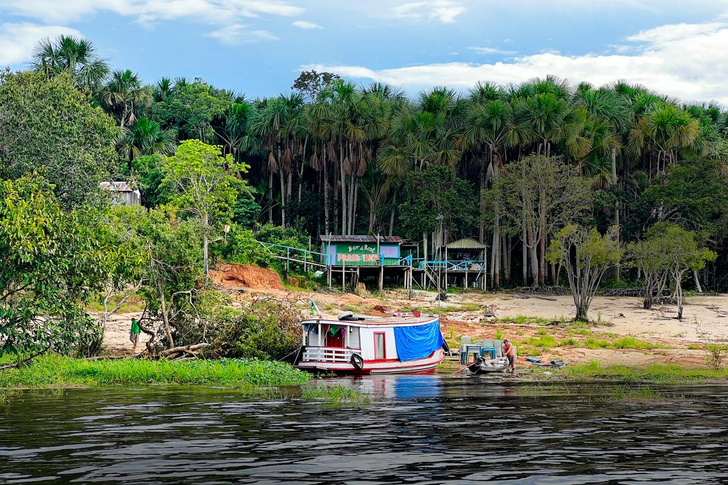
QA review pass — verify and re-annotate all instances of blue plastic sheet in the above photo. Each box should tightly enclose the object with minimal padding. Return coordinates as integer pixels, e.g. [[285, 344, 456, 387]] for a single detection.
[[393, 320, 444, 361]]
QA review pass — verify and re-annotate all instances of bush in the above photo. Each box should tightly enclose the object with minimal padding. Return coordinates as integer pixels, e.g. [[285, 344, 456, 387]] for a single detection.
[[214, 298, 303, 360], [706, 344, 728, 370]]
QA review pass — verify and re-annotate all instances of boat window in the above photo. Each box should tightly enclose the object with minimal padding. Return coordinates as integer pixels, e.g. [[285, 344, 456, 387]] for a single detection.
[[348, 326, 360, 349], [374, 332, 386, 360], [305, 325, 319, 346]]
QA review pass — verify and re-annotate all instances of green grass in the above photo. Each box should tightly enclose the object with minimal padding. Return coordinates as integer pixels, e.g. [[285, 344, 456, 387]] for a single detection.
[[489, 315, 558, 325], [0, 355, 310, 390], [562, 360, 728, 384], [301, 381, 371, 406], [612, 337, 669, 350], [581, 336, 668, 350]]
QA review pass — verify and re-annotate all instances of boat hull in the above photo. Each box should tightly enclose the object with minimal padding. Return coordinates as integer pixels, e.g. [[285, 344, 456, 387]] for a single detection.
[[296, 349, 445, 375]]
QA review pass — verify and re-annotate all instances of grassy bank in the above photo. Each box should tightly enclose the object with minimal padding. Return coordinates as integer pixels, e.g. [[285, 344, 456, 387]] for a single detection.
[[0, 355, 310, 390], [561, 360, 728, 384]]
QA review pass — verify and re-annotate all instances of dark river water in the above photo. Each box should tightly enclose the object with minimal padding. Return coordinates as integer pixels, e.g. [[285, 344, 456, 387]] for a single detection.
[[1, 375, 728, 484]]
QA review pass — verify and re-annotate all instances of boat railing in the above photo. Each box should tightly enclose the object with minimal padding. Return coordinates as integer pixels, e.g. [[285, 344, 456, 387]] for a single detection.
[[302, 347, 356, 363]]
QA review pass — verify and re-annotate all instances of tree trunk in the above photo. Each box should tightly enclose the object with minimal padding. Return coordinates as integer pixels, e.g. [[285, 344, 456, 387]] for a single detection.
[[323, 146, 330, 234], [490, 159, 500, 289], [522, 228, 528, 285], [389, 193, 396, 236], [203, 213, 209, 283], [503, 234, 511, 286], [157, 282, 174, 349], [352, 177, 359, 235], [278, 147, 286, 227], [268, 170, 273, 223], [538, 192, 547, 287], [676, 279, 684, 320], [339, 141, 347, 235], [612, 147, 621, 282], [694, 271, 703, 293]]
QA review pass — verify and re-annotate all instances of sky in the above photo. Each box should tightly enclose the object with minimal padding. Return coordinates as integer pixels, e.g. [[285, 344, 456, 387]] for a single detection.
[[2, 0, 728, 104]]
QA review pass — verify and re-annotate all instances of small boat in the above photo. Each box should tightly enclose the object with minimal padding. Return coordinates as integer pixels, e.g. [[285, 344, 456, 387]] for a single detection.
[[467, 356, 510, 374], [295, 310, 446, 375]]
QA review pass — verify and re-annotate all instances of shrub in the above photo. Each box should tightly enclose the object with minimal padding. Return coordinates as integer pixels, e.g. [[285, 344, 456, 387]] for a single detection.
[[706, 344, 728, 370], [214, 298, 303, 360]]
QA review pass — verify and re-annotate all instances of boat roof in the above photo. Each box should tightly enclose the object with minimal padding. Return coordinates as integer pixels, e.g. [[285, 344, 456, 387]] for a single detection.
[[301, 314, 438, 327]]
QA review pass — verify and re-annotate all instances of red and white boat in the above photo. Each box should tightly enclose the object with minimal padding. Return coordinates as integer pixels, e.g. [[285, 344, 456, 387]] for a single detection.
[[295, 311, 446, 375]]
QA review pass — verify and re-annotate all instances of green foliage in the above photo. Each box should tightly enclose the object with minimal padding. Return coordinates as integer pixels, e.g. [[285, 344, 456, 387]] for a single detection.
[[131, 154, 169, 207], [152, 78, 233, 142], [548, 225, 622, 321], [292, 70, 341, 101], [0, 71, 117, 208], [563, 361, 728, 384], [233, 187, 261, 226], [301, 381, 371, 406], [705, 344, 728, 370], [399, 164, 476, 240], [163, 139, 249, 225], [0, 175, 142, 356], [644, 158, 728, 238], [213, 299, 303, 360], [0, 355, 309, 389]]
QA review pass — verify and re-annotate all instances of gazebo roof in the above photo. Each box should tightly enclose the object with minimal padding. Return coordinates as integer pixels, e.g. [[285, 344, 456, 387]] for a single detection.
[[445, 238, 487, 250]]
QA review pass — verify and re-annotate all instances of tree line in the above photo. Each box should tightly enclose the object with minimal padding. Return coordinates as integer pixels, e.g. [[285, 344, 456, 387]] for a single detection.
[[1, 35, 727, 354]]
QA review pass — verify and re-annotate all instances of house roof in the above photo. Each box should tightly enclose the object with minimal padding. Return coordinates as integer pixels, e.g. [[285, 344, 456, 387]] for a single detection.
[[100, 181, 137, 192], [320, 235, 403, 244], [445, 238, 487, 250]]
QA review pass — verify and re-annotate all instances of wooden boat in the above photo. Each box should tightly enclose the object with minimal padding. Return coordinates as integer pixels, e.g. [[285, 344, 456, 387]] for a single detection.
[[467, 356, 510, 374], [295, 311, 445, 375]]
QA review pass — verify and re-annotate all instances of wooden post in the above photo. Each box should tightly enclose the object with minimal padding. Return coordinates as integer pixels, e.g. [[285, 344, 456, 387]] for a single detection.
[[342, 260, 346, 293], [465, 270, 468, 290], [286, 247, 290, 275], [379, 262, 384, 293]]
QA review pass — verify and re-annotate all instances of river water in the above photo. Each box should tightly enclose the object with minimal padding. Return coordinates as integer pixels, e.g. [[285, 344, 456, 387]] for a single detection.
[[1, 375, 728, 484]]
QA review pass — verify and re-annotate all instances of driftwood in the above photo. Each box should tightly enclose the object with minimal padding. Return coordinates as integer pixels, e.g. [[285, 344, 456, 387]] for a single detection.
[[160, 342, 211, 359]]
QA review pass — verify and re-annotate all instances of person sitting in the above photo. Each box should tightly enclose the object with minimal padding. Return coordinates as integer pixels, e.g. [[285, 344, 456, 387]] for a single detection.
[[502, 339, 516, 373]]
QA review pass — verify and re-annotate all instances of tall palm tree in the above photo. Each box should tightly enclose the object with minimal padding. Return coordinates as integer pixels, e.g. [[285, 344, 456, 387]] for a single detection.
[[117, 117, 175, 171], [101, 69, 151, 128], [32, 35, 109, 90], [628, 104, 700, 176], [461, 83, 519, 287]]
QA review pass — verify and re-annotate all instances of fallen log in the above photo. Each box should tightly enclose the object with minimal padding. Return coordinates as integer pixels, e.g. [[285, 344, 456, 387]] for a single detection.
[[160, 343, 211, 357]]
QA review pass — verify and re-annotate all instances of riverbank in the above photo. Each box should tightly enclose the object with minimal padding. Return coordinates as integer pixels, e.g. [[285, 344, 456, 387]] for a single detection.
[[0, 355, 309, 390]]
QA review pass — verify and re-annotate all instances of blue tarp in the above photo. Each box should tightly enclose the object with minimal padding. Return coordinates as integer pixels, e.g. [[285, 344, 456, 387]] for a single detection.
[[393, 320, 444, 361]]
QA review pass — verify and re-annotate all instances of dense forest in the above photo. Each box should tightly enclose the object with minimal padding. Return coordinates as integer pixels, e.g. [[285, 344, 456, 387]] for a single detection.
[[1, 35, 727, 355]]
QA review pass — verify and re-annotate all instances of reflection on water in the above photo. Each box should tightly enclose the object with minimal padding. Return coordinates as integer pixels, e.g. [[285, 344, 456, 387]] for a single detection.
[[1, 376, 728, 484]]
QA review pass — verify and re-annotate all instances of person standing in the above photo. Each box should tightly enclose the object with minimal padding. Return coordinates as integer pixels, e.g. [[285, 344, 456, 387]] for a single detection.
[[129, 318, 141, 351], [503, 339, 516, 373]]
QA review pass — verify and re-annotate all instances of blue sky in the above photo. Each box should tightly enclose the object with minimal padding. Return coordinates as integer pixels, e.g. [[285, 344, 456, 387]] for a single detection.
[[2, 1, 728, 104]]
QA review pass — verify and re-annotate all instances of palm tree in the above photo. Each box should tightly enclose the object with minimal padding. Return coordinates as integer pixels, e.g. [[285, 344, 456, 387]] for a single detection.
[[101, 69, 151, 128], [628, 104, 700, 176], [461, 82, 519, 288], [32, 35, 109, 90], [117, 117, 175, 171]]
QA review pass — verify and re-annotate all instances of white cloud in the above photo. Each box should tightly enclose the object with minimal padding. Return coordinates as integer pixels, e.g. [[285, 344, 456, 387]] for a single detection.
[[303, 20, 728, 105], [206, 24, 279, 45], [0, 0, 304, 25], [0, 22, 83, 66], [388, 1, 466, 23], [292, 20, 323, 30], [468, 46, 517, 55]]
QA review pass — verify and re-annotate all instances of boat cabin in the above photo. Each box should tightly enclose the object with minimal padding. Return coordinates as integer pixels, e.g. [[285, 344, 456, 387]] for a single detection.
[[297, 313, 445, 374]]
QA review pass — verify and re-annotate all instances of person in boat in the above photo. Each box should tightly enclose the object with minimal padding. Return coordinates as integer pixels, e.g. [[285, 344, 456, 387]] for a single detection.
[[503, 339, 516, 373]]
